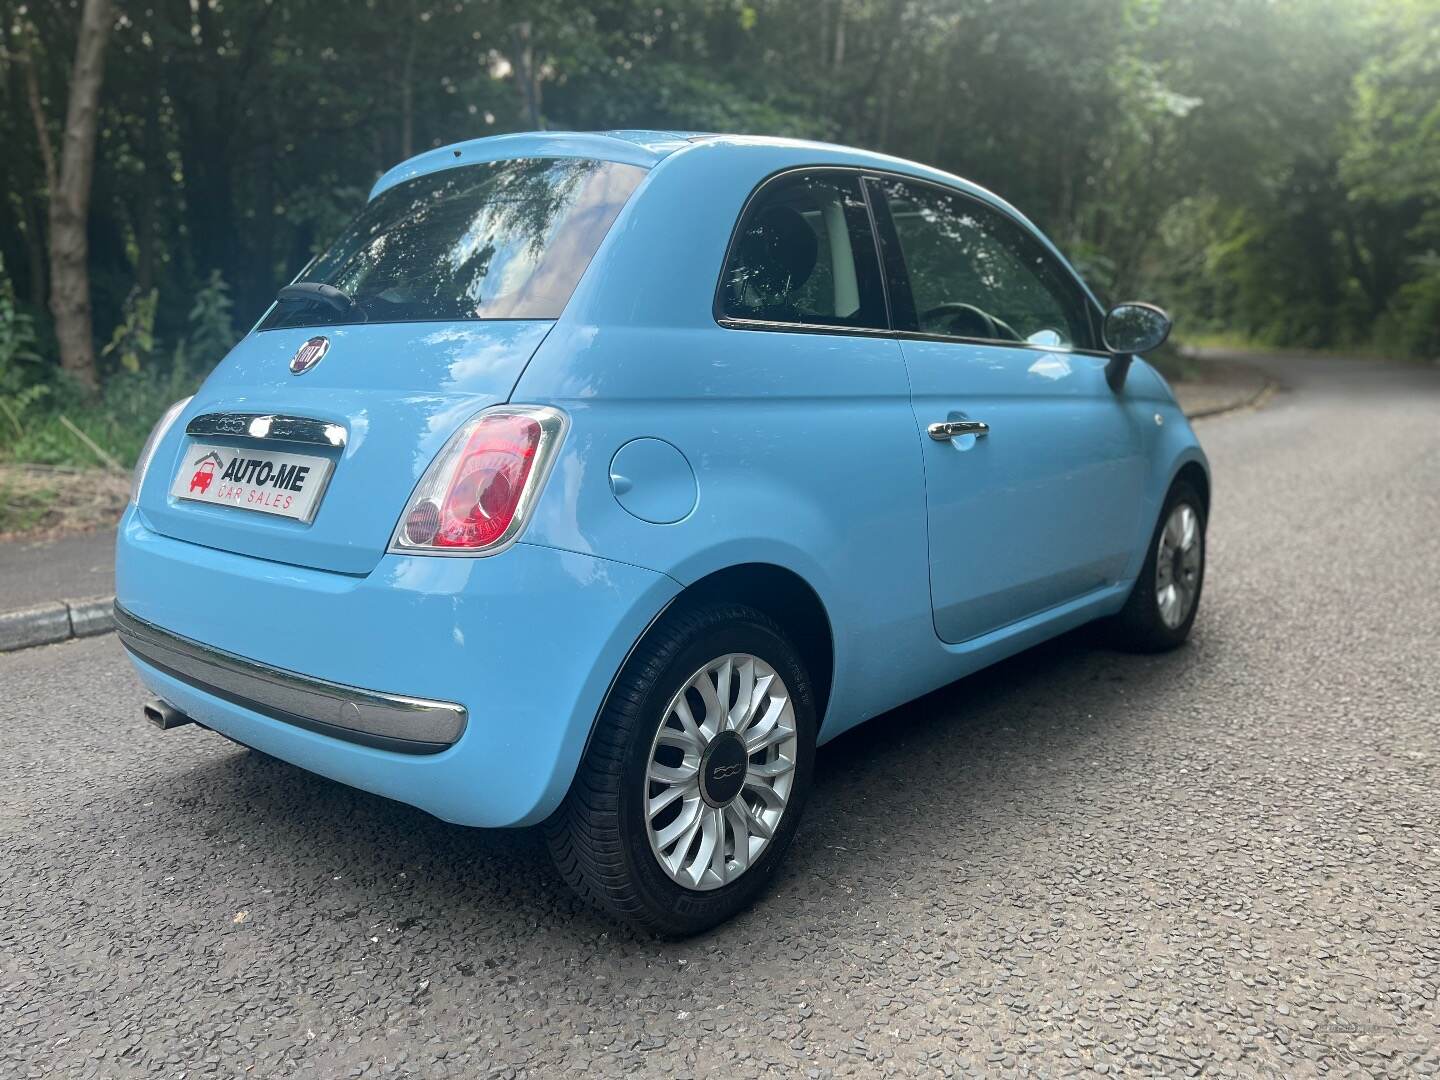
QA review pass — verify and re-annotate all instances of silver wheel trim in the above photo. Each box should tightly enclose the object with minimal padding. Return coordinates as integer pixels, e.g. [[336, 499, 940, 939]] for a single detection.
[[644, 653, 798, 891], [1155, 502, 1203, 629]]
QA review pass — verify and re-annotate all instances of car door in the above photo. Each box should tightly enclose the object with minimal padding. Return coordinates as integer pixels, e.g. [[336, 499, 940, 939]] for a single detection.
[[865, 175, 1147, 644]]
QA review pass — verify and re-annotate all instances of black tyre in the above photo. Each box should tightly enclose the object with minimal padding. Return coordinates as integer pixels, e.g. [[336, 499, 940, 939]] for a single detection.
[[1110, 479, 1207, 652], [546, 602, 817, 937]]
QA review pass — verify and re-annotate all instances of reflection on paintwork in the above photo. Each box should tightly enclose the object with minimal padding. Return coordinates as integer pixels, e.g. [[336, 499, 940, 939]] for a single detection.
[[384, 549, 475, 593], [557, 548, 613, 589], [344, 412, 369, 454], [428, 328, 540, 390], [531, 449, 594, 557], [1027, 353, 1072, 381]]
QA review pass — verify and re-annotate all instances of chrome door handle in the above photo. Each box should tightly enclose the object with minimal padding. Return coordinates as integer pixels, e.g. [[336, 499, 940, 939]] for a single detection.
[[927, 419, 990, 441]]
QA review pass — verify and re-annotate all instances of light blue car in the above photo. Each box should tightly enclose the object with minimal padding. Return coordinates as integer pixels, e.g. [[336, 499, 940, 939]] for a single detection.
[[117, 130, 1208, 935]]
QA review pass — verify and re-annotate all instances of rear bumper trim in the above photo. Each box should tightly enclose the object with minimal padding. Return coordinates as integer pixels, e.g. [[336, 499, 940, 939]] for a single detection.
[[114, 603, 467, 754]]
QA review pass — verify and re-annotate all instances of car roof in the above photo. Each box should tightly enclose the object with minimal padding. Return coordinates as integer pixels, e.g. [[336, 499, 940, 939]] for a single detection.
[[368, 130, 703, 200], [368, 130, 1001, 209]]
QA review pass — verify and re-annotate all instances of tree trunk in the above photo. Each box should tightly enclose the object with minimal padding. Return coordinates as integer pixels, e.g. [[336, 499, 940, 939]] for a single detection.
[[511, 21, 543, 130], [135, 55, 161, 295], [40, 0, 114, 392], [4, 56, 47, 308], [22, 197, 48, 311], [400, 0, 418, 159], [168, 0, 234, 285]]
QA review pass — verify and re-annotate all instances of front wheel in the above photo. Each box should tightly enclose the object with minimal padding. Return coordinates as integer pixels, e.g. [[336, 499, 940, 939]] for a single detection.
[[1110, 479, 1207, 652], [546, 602, 816, 937]]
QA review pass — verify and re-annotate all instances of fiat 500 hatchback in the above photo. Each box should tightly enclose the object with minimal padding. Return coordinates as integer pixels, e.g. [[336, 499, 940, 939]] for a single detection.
[[118, 130, 1208, 936]]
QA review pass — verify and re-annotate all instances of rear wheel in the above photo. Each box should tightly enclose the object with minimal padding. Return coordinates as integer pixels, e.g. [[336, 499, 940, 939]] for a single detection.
[[546, 602, 816, 937], [1110, 479, 1206, 652]]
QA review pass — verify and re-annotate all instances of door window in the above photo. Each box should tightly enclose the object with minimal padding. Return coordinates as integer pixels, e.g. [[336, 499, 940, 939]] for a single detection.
[[871, 177, 1095, 349], [719, 171, 888, 331]]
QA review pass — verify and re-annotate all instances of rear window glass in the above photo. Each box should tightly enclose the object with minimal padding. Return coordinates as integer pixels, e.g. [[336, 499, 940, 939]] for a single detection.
[[261, 157, 646, 329]]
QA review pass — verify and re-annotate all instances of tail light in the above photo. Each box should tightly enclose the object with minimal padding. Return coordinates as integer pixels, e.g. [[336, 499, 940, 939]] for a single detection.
[[131, 396, 193, 504], [389, 405, 567, 556]]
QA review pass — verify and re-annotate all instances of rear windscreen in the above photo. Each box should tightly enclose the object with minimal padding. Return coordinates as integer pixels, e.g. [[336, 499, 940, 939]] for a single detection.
[[261, 157, 647, 330]]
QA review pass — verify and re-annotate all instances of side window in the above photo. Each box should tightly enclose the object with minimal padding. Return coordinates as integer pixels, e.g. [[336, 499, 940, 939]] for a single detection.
[[872, 177, 1094, 349], [720, 171, 887, 331]]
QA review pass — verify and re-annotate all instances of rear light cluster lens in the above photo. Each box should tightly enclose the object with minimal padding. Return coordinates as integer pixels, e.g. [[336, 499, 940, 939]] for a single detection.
[[390, 406, 567, 555], [130, 396, 193, 504], [416, 415, 540, 549]]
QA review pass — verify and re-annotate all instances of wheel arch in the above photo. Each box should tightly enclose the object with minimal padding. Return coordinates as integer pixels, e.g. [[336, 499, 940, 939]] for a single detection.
[[666, 562, 836, 727], [1173, 459, 1211, 514], [558, 559, 837, 822]]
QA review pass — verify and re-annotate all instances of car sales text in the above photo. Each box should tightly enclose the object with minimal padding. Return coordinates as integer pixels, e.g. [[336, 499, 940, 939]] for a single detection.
[[213, 455, 311, 509]]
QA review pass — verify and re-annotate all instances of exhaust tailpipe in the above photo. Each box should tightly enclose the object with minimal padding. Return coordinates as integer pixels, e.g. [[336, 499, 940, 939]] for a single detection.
[[144, 698, 194, 730]]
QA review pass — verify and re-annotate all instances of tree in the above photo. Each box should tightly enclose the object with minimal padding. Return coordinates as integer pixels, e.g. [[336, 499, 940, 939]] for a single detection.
[[21, 0, 114, 392], [1342, 0, 1440, 356], [2, 0, 1436, 386]]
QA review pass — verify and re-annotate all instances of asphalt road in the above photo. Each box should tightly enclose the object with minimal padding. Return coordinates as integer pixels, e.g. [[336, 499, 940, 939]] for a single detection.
[[0, 527, 115, 612], [3, 353, 1437, 1078]]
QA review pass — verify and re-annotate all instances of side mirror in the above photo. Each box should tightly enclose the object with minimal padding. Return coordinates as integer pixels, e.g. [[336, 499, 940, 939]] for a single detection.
[[1102, 302, 1172, 390]]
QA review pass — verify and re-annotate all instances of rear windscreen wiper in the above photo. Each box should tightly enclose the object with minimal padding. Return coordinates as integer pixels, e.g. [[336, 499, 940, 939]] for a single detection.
[[275, 281, 358, 315]]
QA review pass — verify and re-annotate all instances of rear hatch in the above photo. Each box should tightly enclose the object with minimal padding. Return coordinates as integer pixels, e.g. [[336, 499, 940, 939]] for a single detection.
[[138, 320, 552, 574], [137, 153, 649, 576]]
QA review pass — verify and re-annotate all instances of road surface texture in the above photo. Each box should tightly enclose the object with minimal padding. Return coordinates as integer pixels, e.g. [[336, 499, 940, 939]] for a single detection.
[[0, 527, 115, 612], [2, 354, 1437, 1078]]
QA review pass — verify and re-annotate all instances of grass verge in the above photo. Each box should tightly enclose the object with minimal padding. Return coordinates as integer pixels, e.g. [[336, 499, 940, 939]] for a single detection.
[[0, 463, 129, 540]]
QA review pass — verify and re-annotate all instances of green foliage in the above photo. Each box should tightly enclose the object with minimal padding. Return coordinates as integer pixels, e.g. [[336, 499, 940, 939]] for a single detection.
[[183, 271, 237, 368], [101, 288, 158, 374], [555, 58, 828, 139], [1341, 0, 1440, 209], [1375, 256, 1440, 359], [1149, 0, 1438, 358], [0, 285, 49, 440], [0, 268, 219, 467], [2, 0, 1439, 424], [3, 358, 202, 469]]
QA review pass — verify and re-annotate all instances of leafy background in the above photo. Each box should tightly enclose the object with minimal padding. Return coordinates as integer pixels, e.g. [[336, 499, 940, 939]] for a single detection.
[[1, 0, 1438, 479]]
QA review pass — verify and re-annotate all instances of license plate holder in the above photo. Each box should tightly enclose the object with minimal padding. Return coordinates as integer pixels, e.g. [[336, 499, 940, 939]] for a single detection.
[[171, 442, 334, 523]]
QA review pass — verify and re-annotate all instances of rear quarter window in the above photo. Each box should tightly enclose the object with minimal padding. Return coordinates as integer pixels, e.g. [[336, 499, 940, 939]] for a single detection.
[[262, 157, 647, 330], [718, 171, 888, 332]]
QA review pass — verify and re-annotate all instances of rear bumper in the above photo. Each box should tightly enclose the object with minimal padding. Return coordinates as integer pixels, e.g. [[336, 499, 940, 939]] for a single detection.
[[115, 507, 679, 826], [115, 604, 467, 753]]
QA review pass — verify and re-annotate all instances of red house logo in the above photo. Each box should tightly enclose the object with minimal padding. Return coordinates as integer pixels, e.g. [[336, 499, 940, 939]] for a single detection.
[[188, 451, 224, 494]]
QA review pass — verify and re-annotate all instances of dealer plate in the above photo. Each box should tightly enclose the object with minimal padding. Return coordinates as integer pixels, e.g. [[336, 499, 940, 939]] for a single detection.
[[171, 442, 333, 523]]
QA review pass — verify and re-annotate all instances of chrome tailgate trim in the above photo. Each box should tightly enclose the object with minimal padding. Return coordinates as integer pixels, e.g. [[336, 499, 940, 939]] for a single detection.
[[185, 413, 348, 448]]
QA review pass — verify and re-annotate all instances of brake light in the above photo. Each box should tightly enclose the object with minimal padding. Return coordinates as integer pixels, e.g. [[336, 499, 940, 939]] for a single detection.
[[390, 406, 567, 555]]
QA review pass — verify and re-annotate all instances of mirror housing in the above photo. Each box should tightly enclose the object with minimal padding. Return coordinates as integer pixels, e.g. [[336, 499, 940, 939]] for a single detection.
[[1102, 302, 1173, 391]]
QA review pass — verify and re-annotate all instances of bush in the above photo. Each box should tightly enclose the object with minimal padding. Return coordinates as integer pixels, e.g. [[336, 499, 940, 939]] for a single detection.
[[0, 290, 49, 442], [0, 271, 233, 469], [3, 359, 200, 468], [1374, 258, 1440, 361]]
